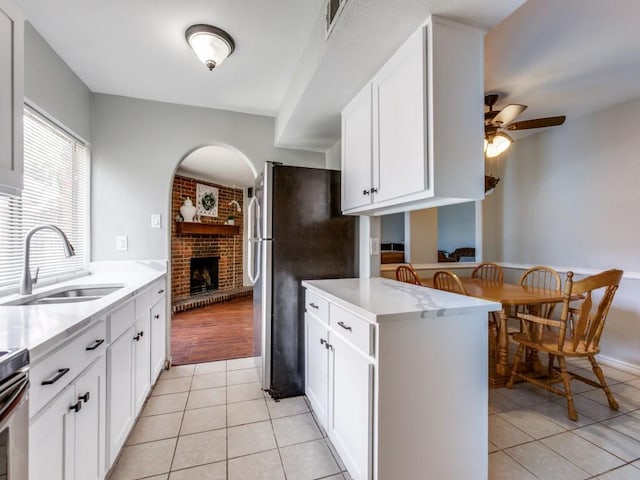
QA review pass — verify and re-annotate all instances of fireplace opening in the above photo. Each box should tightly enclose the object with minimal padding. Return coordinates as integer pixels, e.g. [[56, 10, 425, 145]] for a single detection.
[[190, 257, 219, 295]]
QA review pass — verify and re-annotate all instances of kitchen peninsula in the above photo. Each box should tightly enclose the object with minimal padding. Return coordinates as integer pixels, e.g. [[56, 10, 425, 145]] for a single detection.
[[302, 277, 500, 480]]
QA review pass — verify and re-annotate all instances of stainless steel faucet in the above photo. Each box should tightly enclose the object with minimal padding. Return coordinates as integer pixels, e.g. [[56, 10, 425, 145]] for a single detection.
[[20, 225, 76, 295]]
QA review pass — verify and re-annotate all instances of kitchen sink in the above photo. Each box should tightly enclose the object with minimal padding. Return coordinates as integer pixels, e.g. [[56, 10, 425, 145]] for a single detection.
[[4, 284, 124, 306]]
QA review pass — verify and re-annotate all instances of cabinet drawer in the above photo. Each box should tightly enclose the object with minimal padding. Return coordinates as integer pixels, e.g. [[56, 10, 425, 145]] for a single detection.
[[108, 300, 135, 342], [135, 288, 152, 318], [329, 304, 373, 357], [30, 320, 107, 417], [150, 278, 166, 306], [305, 290, 329, 324]]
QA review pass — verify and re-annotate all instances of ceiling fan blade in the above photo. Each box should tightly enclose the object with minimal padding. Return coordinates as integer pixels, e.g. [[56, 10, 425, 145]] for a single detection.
[[505, 116, 566, 131], [491, 104, 527, 126]]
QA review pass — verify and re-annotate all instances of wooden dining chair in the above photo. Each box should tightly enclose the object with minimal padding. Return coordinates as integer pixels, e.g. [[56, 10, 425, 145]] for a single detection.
[[395, 264, 422, 286], [432, 270, 467, 295], [518, 265, 562, 319], [471, 262, 504, 283], [507, 269, 624, 421], [471, 262, 503, 357]]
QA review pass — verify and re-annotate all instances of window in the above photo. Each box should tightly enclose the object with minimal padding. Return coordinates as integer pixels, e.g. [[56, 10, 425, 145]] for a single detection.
[[0, 106, 89, 289]]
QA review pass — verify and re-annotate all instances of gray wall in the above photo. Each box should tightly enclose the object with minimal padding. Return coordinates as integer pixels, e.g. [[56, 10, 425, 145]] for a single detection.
[[496, 96, 640, 369], [380, 213, 404, 244], [90, 94, 325, 261], [437, 202, 475, 253], [24, 22, 91, 140]]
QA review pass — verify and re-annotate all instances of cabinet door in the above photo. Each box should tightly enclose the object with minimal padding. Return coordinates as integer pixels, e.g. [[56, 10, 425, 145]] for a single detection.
[[106, 326, 134, 468], [74, 356, 106, 480], [328, 333, 373, 480], [29, 384, 75, 480], [0, 0, 23, 195], [134, 313, 151, 414], [374, 27, 428, 204], [342, 83, 373, 211], [150, 299, 167, 382], [304, 314, 329, 429]]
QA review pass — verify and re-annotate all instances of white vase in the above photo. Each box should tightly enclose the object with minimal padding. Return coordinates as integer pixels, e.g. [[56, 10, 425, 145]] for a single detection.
[[227, 218, 235, 226], [180, 197, 196, 222]]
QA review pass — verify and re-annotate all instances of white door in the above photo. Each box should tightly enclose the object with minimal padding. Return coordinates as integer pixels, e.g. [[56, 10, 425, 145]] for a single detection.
[[74, 357, 106, 480], [342, 83, 373, 211], [150, 300, 167, 381], [374, 27, 427, 203], [328, 333, 373, 480], [107, 326, 134, 467], [29, 384, 76, 480], [304, 314, 329, 429], [134, 314, 151, 414]]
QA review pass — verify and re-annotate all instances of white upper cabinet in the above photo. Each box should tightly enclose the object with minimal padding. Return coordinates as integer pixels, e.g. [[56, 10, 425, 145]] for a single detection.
[[0, 0, 23, 195], [342, 84, 373, 211], [341, 15, 485, 215]]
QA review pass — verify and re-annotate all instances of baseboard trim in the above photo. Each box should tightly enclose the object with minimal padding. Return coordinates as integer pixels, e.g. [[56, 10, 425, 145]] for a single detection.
[[597, 355, 640, 376]]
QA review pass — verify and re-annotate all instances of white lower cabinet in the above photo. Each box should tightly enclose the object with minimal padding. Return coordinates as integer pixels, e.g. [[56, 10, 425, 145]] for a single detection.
[[304, 278, 492, 480], [29, 356, 106, 480], [133, 313, 151, 413], [304, 295, 374, 480], [28, 274, 168, 479], [304, 313, 329, 429], [150, 293, 167, 382], [106, 325, 135, 467], [328, 333, 373, 480]]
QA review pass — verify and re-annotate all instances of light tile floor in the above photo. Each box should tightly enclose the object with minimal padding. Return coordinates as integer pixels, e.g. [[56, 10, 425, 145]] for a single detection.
[[108, 356, 640, 480], [108, 357, 351, 480], [489, 358, 640, 479]]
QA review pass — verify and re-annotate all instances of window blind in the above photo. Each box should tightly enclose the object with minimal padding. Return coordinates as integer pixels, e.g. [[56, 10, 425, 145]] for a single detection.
[[0, 106, 89, 288]]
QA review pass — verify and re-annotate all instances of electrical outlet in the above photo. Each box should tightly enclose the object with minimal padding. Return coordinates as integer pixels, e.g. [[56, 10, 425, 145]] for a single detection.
[[370, 237, 380, 255], [151, 214, 161, 228], [116, 235, 128, 251]]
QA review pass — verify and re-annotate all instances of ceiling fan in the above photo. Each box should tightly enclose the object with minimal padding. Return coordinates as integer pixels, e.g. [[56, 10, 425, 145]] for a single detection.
[[484, 93, 566, 158]]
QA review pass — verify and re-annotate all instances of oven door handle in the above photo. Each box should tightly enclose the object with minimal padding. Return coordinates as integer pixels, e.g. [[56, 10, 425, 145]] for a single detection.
[[0, 368, 29, 423]]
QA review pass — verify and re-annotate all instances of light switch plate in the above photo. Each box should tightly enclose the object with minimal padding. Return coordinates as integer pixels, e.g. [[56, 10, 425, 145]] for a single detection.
[[116, 235, 128, 251], [370, 237, 380, 255], [151, 214, 161, 228]]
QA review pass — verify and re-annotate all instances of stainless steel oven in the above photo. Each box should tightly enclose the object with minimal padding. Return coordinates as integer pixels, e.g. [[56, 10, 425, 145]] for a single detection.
[[0, 348, 29, 480]]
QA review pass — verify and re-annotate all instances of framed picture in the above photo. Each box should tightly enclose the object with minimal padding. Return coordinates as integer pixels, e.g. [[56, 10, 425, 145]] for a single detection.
[[196, 183, 219, 217]]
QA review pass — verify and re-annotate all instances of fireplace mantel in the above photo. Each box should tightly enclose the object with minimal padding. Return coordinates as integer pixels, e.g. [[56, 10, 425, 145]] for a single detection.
[[175, 222, 240, 235]]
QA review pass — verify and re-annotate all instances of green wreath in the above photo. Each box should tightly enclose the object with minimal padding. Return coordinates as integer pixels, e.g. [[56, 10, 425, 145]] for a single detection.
[[201, 192, 216, 211]]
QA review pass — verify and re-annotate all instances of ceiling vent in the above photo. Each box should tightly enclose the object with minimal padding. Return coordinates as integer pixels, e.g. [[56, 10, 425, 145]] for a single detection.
[[326, 0, 348, 38]]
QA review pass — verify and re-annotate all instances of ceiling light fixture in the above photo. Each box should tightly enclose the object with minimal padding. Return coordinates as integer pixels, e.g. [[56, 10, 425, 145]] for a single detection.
[[185, 24, 235, 71], [484, 132, 513, 158]]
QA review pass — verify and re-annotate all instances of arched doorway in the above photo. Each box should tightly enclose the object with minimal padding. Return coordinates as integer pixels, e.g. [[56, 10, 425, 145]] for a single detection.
[[169, 144, 256, 365]]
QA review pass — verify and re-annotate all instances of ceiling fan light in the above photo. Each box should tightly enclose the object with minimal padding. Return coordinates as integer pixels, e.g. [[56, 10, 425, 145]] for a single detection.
[[186, 24, 235, 70], [485, 132, 513, 158]]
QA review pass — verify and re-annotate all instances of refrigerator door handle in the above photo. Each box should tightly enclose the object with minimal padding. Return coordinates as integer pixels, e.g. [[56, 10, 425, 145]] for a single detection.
[[247, 196, 261, 284]]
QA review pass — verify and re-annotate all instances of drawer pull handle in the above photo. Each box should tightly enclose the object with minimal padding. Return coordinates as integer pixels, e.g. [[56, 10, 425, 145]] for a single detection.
[[85, 339, 105, 351], [79, 391, 90, 403], [139, 330, 144, 337], [363, 189, 370, 195], [154, 314, 160, 319], [133, 333, 141, 342], [320, 338, 326, 346], [325, 342, 333, 351], [309, 303, 319, 309], [69, 401, 82, 413], [337, 321, 352, 331], [42, 368, 70, 386], [370, 187, 378, 193], [158, 289, 165, 294]]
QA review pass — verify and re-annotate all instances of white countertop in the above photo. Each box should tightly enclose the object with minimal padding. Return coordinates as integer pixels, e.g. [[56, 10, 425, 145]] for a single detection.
[[302, 277, 501, 322], [0, 260, 167, 361]]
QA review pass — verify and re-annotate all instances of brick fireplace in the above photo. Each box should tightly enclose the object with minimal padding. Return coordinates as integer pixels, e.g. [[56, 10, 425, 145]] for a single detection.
[[171, 175, 245, 307]]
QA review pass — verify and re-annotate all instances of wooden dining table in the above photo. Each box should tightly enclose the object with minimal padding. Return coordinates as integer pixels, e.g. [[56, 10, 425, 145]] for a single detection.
[[422, 277, 567, 387]]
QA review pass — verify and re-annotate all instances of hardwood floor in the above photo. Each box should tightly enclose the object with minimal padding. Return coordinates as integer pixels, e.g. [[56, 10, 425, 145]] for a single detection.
[[171, 296, 255, 365]]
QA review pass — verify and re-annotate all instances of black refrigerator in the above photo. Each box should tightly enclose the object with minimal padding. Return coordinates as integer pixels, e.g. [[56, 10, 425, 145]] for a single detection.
[[248, 162, 357, 399]]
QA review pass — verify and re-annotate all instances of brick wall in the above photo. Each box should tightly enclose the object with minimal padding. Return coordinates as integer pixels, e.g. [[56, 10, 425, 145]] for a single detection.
[[171, 175, 244, 302]]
